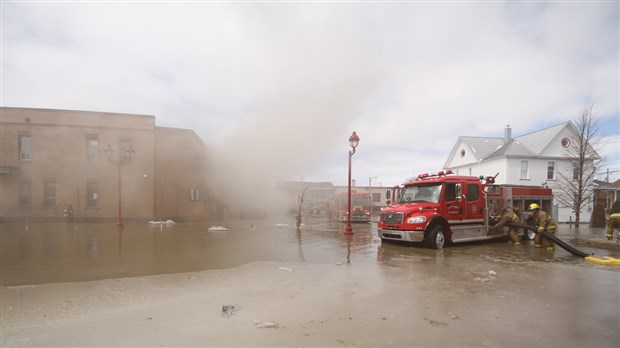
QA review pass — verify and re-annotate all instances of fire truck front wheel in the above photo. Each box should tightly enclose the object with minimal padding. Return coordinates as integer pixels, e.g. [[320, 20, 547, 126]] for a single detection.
[[425, 225, 445, 249]]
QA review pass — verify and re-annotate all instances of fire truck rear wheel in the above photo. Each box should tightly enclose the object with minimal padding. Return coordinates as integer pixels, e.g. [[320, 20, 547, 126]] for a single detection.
[[426, 225, 445, 249]]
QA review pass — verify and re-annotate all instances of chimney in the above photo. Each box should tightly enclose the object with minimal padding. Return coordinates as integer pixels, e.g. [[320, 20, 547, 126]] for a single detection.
[[504, 125, 512, 143]]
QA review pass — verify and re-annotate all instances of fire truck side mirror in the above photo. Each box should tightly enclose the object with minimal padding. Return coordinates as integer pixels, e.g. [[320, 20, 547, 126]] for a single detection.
[[386, 189, 391, 205], [455, 184, 463, 202]]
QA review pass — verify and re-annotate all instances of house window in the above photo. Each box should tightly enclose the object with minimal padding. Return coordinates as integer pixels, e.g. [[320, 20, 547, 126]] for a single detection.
[[86, 135, 99, 162], [43, 180, 56, 207], [547, 161, 555, 180], [18, 181, 31, 206], [520, 160, 529, 179], [86, 181, 99, 207], [18, 134, 31, 160], [573, 166, 579, 180]]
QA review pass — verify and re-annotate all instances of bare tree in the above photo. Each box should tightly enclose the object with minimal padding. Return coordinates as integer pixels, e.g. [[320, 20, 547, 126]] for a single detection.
[[553, 105, 602, 227]]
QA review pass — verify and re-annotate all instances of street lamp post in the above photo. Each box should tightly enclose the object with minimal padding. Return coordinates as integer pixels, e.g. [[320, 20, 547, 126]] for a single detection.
[[104, 144, 135, 227], [345, 131, 360, 235]]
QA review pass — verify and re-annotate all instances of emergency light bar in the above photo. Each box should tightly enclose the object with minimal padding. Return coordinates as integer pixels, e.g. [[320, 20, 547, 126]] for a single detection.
[[417, 170, 454, 179]]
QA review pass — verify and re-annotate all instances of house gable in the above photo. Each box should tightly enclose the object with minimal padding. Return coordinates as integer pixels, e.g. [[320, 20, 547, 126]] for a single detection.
[[444, 136, 503, 168], [516, 122, 569, 156]]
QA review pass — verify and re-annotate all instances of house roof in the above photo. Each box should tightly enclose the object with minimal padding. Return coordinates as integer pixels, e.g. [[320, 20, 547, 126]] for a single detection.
[[594, 179, 620, 191], [444, 121, 588, 168]]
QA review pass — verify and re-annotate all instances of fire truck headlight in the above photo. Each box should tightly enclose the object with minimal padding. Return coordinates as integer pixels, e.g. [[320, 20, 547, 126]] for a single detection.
[[407, 216, 426, 224]]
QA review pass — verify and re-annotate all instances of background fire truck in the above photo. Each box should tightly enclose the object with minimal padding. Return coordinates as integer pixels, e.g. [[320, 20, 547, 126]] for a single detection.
[[328, 192, 372, 223], [378, 170, 553, 248]]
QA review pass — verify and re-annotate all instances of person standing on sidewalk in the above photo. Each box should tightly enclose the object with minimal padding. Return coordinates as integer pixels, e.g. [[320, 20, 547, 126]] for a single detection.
[[493, 207, 522, 245], [606, 201, 620, 241], [527, 203, 556, 250]]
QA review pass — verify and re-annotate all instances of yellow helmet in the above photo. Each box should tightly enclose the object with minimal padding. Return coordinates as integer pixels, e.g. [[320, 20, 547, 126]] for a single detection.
[[529, 203, 540, 210]]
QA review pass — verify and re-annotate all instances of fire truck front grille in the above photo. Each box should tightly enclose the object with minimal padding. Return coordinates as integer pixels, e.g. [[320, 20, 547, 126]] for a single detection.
[[380, 212, 403, 224]]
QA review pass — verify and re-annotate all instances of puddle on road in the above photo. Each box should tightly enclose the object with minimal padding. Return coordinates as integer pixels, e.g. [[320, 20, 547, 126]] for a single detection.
[[2, 219, 615, 286]]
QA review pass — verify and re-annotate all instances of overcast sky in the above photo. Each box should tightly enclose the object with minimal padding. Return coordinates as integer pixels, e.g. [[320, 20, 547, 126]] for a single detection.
[[2, 1, 619, 188]]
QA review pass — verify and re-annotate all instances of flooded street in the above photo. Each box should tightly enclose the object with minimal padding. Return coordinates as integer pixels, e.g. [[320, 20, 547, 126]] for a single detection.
[[2, 218, 619, 347], [2, 217, 380, 286]]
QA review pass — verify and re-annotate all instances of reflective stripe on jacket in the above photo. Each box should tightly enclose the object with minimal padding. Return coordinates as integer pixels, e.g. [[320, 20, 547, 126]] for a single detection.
[[535, 210, 556, 233]]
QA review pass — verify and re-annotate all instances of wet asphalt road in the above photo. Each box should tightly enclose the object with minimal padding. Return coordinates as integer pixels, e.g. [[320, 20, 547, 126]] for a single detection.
[[1, 216, 618, 286]]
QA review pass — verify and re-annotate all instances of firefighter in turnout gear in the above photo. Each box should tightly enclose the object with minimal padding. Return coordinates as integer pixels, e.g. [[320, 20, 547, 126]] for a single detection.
[[527, 203, 556, 249], [606, 201, 620, 241], [493, 207, 522, 245]]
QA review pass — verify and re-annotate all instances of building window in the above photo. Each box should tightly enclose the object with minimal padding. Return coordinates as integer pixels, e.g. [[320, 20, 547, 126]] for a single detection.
[[86, 181, 99, 207], [190, 186, 200, 201], [18, 134, 31, 160], [547, 161, 555, 180], [561, 138, 571, 148], [119, 139, 132, 161], [372, 192, 381, 203], [86, 135, 99, 162], [18, 181, 31, 206], [43, 181, 56, 207], [520, 161, 529, 179], [573, 166, 579, 180]]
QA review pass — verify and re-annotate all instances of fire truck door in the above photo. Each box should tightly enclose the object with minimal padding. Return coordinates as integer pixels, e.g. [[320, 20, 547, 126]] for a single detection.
[[443, 183, 464, 221], [464, 183, 484, 221]]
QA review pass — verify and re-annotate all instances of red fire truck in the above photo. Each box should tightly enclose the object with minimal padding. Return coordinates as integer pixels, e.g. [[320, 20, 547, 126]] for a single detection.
[[329, 192, 372, 223], [378, 170, 553, 248]]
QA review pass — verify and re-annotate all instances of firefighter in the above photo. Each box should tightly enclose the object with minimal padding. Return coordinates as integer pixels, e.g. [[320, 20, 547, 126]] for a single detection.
[[527, 203, 556, 249], [493, 207, 521, 245], [605, 201, 620, 240]]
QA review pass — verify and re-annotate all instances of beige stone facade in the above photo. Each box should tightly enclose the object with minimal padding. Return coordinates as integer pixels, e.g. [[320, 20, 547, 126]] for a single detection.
[[154, 127, 209, 221], [0, 107, 209, 222]]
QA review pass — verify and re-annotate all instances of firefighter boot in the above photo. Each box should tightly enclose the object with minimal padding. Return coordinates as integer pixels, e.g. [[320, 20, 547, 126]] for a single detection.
[[509, 229, 521, 246], [534, 234, 543, 248]]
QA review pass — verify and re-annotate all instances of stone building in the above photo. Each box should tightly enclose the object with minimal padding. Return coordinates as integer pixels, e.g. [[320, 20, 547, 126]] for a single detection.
[[0, 107, 209, 222]]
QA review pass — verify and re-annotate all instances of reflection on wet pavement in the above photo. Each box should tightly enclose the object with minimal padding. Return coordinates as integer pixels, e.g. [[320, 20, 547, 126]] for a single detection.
[[1, 217, 617, 286]]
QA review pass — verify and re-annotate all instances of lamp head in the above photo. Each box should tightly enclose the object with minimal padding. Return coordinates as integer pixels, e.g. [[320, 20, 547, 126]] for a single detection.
[[349, 131, 360, 149]]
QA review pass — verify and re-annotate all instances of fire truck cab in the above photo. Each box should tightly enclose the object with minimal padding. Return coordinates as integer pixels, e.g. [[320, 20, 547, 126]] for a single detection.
[[378, 170, 552, 249]]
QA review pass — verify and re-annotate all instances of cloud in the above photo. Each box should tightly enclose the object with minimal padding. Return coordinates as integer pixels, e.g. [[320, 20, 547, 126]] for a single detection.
[[2, 1, 618, 191]]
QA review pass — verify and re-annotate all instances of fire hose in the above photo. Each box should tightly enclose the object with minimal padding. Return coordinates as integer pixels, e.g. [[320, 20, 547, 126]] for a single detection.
[[506, 222, 620, 266]]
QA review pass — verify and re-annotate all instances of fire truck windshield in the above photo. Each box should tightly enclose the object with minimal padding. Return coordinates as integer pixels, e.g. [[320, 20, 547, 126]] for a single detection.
[[399, 184, 442, 204], [352, 196, 370, 206]]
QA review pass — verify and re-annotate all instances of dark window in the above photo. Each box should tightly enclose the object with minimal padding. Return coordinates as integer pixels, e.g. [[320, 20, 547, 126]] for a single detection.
[[18, 134, 31, 160], [444, 183, 457, 201], [43, 181, 56, 207], [19, 181, 31, 206], [547, 161, 555, 180], [86, 181, 99, 207], [573, 166, 579, 180], [466, 184, 480, 201]]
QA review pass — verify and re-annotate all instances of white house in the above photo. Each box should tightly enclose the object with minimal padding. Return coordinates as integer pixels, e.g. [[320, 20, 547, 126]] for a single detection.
[[443, 122, 599, 223]]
